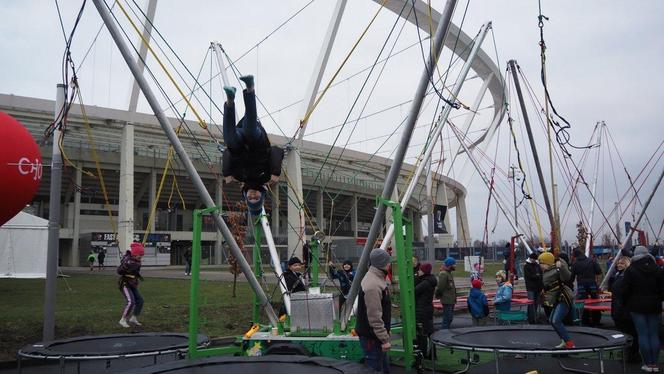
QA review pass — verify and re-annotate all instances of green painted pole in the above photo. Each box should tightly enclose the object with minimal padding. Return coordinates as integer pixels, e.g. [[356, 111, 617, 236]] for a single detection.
[[189, 206, 219, 358], [378, 197, 415, 370]]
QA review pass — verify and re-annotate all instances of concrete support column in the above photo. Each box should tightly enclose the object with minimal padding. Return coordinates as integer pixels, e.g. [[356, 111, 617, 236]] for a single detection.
[[271, 184, 281, 236], [118, 122, 135, 253], [413, 213, 423, 242], [71, 166, 82, 266], [214, 177, 223, 264], [351, 193, 358, 238], [149, 169, 157, 232], [455, 193, 470, 247], [286, 151, 304, 259], [317, 188, 324, 232]]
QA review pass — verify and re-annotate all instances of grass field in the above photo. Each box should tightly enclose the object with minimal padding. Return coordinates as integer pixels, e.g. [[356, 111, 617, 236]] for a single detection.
[[0, 274, 263, 361]]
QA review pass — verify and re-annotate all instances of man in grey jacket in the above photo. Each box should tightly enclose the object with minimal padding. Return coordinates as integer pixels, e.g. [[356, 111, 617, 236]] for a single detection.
[[355, 248, 392, 373]]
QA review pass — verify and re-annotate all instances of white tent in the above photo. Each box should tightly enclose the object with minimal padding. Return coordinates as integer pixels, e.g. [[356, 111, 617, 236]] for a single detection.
[[0, 211, 48, 278]]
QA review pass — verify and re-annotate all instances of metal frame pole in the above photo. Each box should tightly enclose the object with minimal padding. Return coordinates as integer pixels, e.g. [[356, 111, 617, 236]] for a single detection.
[[378, 21, 492, 252], [585, 123, 602, 256], [43, 83, 66, 341], [342, 0, 458, 327], [508, 60, 557, 252], [600, 166, 664, 289], [92, 0, 278, 325]]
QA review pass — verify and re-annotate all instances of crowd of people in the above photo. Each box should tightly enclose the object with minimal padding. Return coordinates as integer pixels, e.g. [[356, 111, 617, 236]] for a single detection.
[[103, 233, 662, 373]]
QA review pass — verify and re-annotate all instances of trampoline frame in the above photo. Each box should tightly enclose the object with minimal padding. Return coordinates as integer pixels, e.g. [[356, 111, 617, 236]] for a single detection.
[[17, 333, 209, 374], [431, 326, 630, 374]]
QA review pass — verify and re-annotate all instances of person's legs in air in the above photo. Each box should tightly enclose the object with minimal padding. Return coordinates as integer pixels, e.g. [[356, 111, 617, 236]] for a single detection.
[[222, 86, 242, 150], [128, 287, 144, 325], [239, 75, 262, 142]]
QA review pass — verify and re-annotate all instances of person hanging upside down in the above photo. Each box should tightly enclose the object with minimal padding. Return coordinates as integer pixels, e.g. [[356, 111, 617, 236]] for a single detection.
[[221, 75, 284, 217]]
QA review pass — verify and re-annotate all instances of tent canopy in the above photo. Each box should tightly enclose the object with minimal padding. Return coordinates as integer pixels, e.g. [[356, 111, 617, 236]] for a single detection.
[[0, 211, 48, 278]]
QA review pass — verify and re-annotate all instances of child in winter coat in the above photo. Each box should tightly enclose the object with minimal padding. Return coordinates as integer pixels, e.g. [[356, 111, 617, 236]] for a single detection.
[[329, 259, 356, 309], [467, 278, 489, 325], [117, 242, 145, 328], [493, 270, 513, 311]]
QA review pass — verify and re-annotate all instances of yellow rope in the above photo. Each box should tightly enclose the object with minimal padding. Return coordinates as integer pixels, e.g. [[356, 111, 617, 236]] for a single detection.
[[114, 0, 207, 129], [298, 0, 387, 130], [75, 89, 118, 236], [167, 173, 187, 211], [143, 126, 183, 241]]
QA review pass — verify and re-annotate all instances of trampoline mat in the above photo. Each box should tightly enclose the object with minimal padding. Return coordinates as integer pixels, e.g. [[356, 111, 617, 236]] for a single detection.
[[20, 333, 209, 358], [121, 355, 373, 374], [432, 325, 630, 351]]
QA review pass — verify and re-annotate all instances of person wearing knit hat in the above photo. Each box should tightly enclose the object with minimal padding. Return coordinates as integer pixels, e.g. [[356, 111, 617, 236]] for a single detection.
[[117, 241, 145, 328], [414, 262, 437, 358], [355, 248, 392, 372], [328, 259, 355, 309], [493, 270, 513, 312], [540, 252, 575, 349], [278, 256, 307, 318], [435, 257, 458, 329], [524, 251, 544, 324], [468, 278, 489, 326], [221, 74, 284, 218], [621, 245, 664, 371]]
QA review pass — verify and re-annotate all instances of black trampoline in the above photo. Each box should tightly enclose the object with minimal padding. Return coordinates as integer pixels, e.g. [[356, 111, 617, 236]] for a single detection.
[[431, 325, 631, 374], [120, 354, 373, 373], [18, 333, 209, 373]]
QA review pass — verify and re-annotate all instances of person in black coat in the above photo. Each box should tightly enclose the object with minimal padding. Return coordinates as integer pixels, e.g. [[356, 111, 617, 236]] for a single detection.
[[221, 75, 284, 217], [414, 262, 437, 358], [608, 256, 639, 363], [523, 251, 543, 324], [279, 257, 307, 317], [570, 250, 603, 326], [621, 246, 664, 371]]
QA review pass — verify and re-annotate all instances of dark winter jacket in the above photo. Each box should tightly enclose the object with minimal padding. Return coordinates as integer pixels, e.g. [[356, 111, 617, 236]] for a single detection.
[[467, 288, 489, 319], [608, 269, 630, 321], [523, 259, 543, 293], [414, 273, 437, 335], [222, 141, 283, 188], [356, 267, 391, 344], [571, 254, 602, 283], [283, 269, 306, 294], [329, 263, 355, 295], [621, 254, 664, 314], [117, 256, 142, 289], [542, 262, 574, 308]]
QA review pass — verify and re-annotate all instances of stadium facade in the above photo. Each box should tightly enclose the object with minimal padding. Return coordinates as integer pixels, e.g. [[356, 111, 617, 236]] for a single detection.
[[0, 93, 470, 266]]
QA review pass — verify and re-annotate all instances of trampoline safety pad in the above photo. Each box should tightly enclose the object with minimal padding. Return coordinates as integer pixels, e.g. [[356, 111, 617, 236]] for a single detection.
[[19, 333, 210, 359], [120, 355, 374, 374], [432, 325, 631, 353]]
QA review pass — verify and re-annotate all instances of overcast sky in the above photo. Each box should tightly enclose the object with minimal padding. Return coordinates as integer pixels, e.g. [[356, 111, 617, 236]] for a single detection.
[[1, 0, 662, 246]]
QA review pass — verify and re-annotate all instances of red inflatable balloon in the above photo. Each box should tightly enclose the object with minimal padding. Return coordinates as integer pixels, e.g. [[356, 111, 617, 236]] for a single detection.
[[0, 111, 43, 226]]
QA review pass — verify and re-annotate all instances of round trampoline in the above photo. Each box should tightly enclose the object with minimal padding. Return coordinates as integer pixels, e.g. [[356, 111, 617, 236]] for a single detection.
[[120, 354, 373, 374], [18, 333, 209, 373], [431, 325, 631, 374]]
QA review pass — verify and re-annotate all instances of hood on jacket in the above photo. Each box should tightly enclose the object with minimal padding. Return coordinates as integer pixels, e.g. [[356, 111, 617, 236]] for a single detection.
[[630, 254, 659, 274]]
